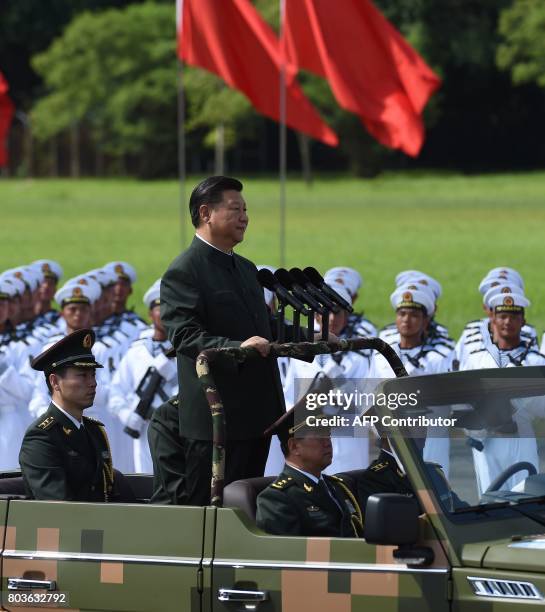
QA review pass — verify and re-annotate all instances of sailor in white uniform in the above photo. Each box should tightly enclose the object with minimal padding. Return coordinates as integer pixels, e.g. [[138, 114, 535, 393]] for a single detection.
[[369, 284, 454, 476], [379, 270, 453, 354], [109, 280, 178, 473], [266, 283, 371, 476], [456, 268, 536, 368], [459, 290, 545, 495]]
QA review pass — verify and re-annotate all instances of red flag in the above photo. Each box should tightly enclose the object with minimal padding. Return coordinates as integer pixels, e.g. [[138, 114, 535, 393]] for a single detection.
[[178, 0, 337, 146], [0, 72, 14, 167], [284, 0, 441, 156]]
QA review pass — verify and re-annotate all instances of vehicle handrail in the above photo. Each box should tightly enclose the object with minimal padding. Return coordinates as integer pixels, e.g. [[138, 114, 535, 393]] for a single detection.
[[196, 337, 408, 507]]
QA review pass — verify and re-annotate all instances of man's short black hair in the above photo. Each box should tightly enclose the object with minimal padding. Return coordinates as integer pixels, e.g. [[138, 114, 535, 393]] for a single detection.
[[189, 176, 243, 228], [45, 367, 68, 394]]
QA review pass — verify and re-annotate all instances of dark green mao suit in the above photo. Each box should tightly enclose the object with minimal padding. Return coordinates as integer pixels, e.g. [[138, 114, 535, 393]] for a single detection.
[[161, 237, 289, 504], [19, 403, 115, 502], [256, 464, 363, 537]]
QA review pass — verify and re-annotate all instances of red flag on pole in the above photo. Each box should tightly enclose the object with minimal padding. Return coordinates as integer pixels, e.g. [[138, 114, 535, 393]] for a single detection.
[[284, 0, 441, 156], [178, 0, 338, 147], [0, 72, 14, 167]]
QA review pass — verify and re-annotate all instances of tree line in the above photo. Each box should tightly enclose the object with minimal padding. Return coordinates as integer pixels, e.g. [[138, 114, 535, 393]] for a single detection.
[[0, 0, 544, 179]]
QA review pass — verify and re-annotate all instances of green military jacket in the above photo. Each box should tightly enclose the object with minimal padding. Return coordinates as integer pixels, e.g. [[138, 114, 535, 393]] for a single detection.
[[256, 464, 363, 538], [19, 403, 114, 502], [161, 236, 287, 441]]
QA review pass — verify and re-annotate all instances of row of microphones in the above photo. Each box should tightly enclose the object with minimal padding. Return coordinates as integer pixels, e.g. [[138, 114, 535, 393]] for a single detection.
[[256, 266, 353, 343]]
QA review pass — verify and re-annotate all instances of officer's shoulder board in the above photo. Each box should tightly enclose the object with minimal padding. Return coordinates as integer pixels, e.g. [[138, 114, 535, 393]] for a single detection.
[[370, 461, 389, 472], [37, 415, 55, 430], [168, 397, 179, 407], [271, 476, 296, 490], [83, 415, 105, 427]]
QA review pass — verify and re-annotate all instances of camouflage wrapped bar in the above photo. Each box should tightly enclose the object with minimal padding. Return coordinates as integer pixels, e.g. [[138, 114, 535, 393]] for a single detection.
[[196, 337, 408, 507]]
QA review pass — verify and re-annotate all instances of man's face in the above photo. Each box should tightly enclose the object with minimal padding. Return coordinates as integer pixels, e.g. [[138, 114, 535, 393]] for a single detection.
[[8, 295, 21, 324], [316, 309, 348, 336], [62, 303, 92, 331], [396, 308, 428, 339], [0, 298, 9, 324], [149, 305, 166, 335], [113, 278, 132, 307], [202, 190, 248, 248], [289, 434, 333, 473], [51, 367, 97, 410], [39, 277, 57, 302], [492, 311, 524, 343]]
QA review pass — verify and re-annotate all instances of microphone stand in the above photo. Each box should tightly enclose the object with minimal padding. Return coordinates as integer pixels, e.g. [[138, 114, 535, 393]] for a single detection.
[[277, 300, 286, 343], [292, 309, 301, 342], [307, 310, 314, 343], [321, 308, 330, 341]]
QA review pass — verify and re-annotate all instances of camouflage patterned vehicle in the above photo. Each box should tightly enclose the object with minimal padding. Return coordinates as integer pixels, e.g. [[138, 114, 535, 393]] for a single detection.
[[2, 340, 545, 611]]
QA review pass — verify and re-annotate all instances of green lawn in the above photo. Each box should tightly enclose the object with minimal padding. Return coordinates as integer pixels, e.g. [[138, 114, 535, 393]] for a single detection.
[[2, 173, 545, 339]]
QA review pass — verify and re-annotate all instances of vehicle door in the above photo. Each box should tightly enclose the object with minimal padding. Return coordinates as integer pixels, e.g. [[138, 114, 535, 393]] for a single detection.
[[209, 507, 449, 612], [2, 499, 206, 612]]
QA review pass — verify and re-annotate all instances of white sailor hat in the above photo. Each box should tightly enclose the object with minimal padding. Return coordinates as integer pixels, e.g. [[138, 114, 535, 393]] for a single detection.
[[324, 267, 362, 299], [32, 259, 63, 281], [55, 280, 100, 307], [86, 268, 117, 289], [104, 261, 137, 284], [257, 265, 277, 307], [0, 274, 26, 297], [489, 292, 529, 313], [479, 272, 524, 296], [68, 275, 102, 299], [390, 286, 435, 316], [487, 266, 524, 286], [8, 267, 41, 292], [483, 283, 525, 309], [326, 282, 353, 309], [0, 279, 16, 299], [143, 279, 161, 309], [395, 270, 442, 300]]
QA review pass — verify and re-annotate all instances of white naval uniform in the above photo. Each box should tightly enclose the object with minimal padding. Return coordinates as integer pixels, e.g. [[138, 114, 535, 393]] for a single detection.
[[266, 348, 371, 477], [109, 335, 178, 473], [0, 351, 28, 470], [456, 318, 537, 366], [459, 336, 545, 495], [368, 340, 454, 477]]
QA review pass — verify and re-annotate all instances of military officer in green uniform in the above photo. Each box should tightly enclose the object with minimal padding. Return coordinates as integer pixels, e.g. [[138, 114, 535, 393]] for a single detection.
[[256, 408, 364, 538], [19, 328, 117, 502], [147, 395, 187, 505]]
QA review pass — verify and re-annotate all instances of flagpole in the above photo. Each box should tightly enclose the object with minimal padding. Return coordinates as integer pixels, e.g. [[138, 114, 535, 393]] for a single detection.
[[279, 0, 287, 268], [176, 0, 187, 249]]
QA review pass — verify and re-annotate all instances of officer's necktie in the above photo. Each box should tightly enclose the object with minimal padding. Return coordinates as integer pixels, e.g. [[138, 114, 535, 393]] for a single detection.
[[318, 478, 343, 513]]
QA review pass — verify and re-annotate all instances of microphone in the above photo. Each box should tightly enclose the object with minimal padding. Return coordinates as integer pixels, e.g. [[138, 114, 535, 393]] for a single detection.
[[257, 269, 310, 316], [290, 267, 340, 313], [303, 267, 354, 313], [274, 269, 326, 314]]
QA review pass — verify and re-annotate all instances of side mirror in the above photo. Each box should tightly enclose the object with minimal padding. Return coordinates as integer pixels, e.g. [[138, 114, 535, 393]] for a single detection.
[[363, 493, 419, 545]]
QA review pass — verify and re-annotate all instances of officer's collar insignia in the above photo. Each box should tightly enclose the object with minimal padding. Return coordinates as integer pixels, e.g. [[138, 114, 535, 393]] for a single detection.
[[307, 506, 320, 512], [83, 333, 92, 349], [303, 482, 314, 493], [62, 426, 73, 436]]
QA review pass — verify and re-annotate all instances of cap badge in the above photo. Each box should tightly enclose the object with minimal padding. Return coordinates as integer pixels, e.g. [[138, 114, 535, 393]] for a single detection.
[[335, 277, 345, 285], [503, 296, 514, 306], [78, 278, 88, 285], [14, 271, 22, 279], [501, 287, 511, 294], [114, 264, 124, 275], [83, 333, 92, 349], [419, 279, 428, 285], [402, 291, 413, 301], [72, 286, 83, 297], [407, 284, 418, 290], [42, 263, 50, 272]]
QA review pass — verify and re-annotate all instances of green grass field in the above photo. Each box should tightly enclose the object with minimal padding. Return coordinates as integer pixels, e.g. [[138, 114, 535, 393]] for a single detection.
[[2, 172, 545, 339]]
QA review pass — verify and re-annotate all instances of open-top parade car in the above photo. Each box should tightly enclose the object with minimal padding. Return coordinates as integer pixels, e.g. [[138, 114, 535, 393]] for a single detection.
[[2, 338, 545, 611]]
